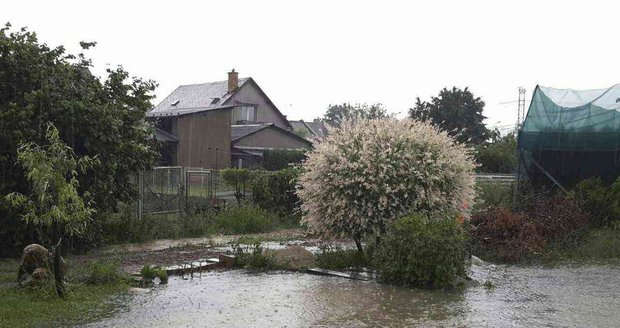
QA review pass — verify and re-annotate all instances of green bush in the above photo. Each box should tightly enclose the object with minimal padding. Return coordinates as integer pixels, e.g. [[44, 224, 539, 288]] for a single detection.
[[573, 177, 620, 227], [86, 261, 124, 285], [215, 205, 275, 234], [235, 243, 281, 271], [221, 168, 253, 205], [315, 246, 369, 270], [263, 149, 306, 171], [373, 213, 468, 288], [475, 131, 516, 173], [473, 181, 513, 212], [252, 167, 301, 221]]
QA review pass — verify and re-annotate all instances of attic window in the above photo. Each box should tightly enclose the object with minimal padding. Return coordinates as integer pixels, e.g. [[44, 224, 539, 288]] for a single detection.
[[171, 100, 180, 106], [211, 98, 220, 105]]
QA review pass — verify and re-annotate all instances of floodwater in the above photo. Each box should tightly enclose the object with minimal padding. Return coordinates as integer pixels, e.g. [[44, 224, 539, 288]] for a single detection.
[[83, 260, 620, 328]]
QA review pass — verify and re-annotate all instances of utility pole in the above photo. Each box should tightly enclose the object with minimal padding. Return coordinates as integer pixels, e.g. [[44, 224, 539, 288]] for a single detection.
[[517, 87, 526, 128], [514, 87, 526, 209]]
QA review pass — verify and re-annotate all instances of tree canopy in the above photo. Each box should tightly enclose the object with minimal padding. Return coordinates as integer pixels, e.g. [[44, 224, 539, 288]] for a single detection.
[[409, 87, 489, 144], [323, 103, 388, 127], [298, 118, 476, 246], [0, 23, 157, 255]]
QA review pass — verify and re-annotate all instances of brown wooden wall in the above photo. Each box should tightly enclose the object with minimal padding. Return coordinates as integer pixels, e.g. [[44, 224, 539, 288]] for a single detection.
[[175, 109, 231, 169], [233, 127, 311, 149]]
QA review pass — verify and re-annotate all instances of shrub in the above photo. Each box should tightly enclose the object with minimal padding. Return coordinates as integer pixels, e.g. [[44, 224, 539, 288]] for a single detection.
[[252, 167, 301, 220], [529, 195, 588, 242], [470, 207, 544, 262], [263, 149, 306, 171], [315, 246, 369, 270], [373, 213, 469, 288], [86, 261, 124, 285], [221, 169, 253, 205], [473, 181, 513, 212], [573, 177, 620, 227], [475, 131, 516, 173], [215, 205, 275, 234], [235, 243, 281, 271], [471, 195, 588, 262], [298, 118, 476, 243]]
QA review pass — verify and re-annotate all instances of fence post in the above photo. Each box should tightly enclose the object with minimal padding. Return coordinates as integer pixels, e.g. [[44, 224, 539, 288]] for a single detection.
[[137, 171, 143, 220]]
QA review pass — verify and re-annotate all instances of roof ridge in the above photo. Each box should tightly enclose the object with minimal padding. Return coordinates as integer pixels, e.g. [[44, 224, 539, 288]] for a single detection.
[[179, 77, 251, 88]]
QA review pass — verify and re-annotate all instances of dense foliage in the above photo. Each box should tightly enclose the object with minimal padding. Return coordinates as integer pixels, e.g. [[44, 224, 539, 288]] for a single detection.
[[262, 149, 306, 171], [475, 131, 517, 173], [572, 177, 620, 227], [373, 214, 469, 288], [0, 24, 157, 255], [323, 103, 388, 128], [220, 168, 252, 204], [252, 167, 301, 220], [409, 87, 489, 145], [214, 205, 276, 234], [471, 195, 589, 262], [297, 118, 476, 243], [6, 124, 96, 244]]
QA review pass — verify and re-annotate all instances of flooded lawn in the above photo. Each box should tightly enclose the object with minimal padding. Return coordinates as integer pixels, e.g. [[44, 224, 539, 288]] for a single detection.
[[83, 261, 620, 327]]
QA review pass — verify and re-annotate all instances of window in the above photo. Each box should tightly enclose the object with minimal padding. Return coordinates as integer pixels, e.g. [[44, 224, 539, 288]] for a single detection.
[[233, 105, 257, 123]]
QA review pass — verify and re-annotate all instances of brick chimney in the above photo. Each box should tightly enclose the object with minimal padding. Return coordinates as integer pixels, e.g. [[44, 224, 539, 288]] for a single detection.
[[227, 69, 238, 93]]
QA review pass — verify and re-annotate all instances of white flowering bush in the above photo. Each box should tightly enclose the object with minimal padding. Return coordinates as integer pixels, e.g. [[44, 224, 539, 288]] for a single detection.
[[297, 118, 476, 241]]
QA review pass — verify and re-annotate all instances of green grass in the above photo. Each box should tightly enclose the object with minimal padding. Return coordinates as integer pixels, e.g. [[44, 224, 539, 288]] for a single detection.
[[0, 259, 129, 328]]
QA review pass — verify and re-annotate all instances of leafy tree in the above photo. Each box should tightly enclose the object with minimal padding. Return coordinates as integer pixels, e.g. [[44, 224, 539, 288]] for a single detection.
[[409, 87, 490, 144], [297, 118, 476, 252], [0, 23, 157, 255], [323, 103, 388, 127], [221, 168, 252, 205], [7, 124, 97, 241], [475, 130, 517, 173], [7, 124, 97, 297]]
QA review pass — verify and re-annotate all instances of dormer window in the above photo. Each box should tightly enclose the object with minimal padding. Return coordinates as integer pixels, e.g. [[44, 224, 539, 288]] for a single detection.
[[232, 104, 257, 124], [171, 100, 180, 106]]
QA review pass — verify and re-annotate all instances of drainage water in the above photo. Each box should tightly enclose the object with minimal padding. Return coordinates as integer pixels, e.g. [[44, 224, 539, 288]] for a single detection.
[[83, 261, 620, 327]]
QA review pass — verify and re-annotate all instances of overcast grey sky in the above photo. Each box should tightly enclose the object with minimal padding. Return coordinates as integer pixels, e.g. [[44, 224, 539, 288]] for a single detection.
[[3, 0, 619, 130]]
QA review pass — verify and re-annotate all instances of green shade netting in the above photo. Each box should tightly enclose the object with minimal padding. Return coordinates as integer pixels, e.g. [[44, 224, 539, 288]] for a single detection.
[[518, 84, 620, 185]]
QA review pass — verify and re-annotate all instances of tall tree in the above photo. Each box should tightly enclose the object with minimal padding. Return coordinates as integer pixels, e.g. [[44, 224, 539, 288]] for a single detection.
[[323, 103, 387, 127], [409, 87, 489, 144], [0, 23, 157, 255]]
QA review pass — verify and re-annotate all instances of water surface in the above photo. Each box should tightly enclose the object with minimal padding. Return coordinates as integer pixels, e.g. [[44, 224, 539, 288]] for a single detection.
[[83, 261, 620, 327]]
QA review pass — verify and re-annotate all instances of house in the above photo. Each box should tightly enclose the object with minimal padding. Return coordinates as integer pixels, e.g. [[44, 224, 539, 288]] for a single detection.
[[289, 119, 328, 140], [149, 70, 312, 169]]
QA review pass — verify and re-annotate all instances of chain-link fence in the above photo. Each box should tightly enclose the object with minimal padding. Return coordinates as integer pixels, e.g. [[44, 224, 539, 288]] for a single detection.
[[135, 166, 276, 218]]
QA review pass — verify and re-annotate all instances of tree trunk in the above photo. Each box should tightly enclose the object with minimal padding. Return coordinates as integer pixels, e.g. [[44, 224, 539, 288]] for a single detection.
[[53, 239, 65, 298], [354, 235, 363, 253]]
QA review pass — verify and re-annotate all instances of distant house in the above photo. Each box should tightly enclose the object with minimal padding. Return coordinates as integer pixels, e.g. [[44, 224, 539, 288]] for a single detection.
[[148, 70, 312, 168], [289, 119, 328, 140]]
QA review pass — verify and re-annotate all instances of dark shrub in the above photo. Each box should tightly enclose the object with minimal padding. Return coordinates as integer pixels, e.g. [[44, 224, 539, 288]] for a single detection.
[[573, 177, 620, 227], [373, 214, 469, 288], [315, 245, 369, 270], [529, 195, 588, 242], [252, 168, 300, 221], [220, 168, 252, 205], [470, 207, 544, 262], [475, 131, 516, 173], [263, 149, 306, 171], [215, 205, 275, 234], [471, 195, 588, 262]]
